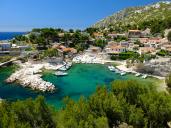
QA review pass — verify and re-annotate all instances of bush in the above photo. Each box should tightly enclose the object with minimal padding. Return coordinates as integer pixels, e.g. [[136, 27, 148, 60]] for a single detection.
[[1, 80, 171, 128], [0, 56, 13, 63], [110, 52, 139, 60], [157, 50, 169, 56], [166, 73, 171, 88], [168, 31, 171, 42]]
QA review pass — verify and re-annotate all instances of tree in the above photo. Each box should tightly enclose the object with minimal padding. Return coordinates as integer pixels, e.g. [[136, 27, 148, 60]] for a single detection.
[[0, 96, 56, 128], [139, 92, 171, 127], [168, 31, 171, 42], [166, 73, 171, 88], [88, 87, 123, 127], [111, 80, 150, 104], [28, 33, 37, 43], [94, 39, 107, 49]]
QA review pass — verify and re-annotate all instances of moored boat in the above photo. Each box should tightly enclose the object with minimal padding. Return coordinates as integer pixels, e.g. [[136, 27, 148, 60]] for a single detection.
[[120, 72, 126, 76], [142, 74, 148, 79], [54, 71, 68, 76], [135, 73, 141, 77]]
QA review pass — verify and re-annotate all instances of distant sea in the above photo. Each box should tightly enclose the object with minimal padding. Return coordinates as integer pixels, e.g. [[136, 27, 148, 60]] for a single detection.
[[0, 32, 26, 41]]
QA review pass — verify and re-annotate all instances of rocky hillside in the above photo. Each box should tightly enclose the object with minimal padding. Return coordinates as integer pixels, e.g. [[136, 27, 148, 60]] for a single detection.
[[93, 1, 171, 29]]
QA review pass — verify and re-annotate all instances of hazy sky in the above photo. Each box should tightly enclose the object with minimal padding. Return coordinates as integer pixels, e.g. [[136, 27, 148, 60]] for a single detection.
[[0, 0, 161, 32]]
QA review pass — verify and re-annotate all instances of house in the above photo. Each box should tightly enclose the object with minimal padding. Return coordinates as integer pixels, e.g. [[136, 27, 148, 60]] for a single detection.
[[128, 43, 139, 51], [52, 44, 77, 57], [63, 48, 77, 54], [86, 46, 102, 53], [139, 47, 156, 55], [148, 38, 162, 44], [139, 38, 149, 44], [93, 32, 104, 39], [105, 45, 127, 54], [165, 48, 171, 53], [141, 28, 151, 37], [120, 41, 129, 48], [161, 44, 171, 50], [108, 33, 118, 39], [107, 41, 118, 47], [0, 41, 11, 55], [0, 42, 11, 51], [108, 33, 126, 39], [128, 30, 142, 38]]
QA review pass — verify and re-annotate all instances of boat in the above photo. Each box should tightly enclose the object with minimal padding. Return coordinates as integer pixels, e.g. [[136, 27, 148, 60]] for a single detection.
[[66, 62, 72, 67], [135, 73, 141, 77], [115, 69, 120, 74], [54, 71, 68, 76], [142, 74, 147, 79], [58, 66, 67, 71], [59, 62, 72, 71], [108, 66, 116, 72], [120, 72, 126, 76]]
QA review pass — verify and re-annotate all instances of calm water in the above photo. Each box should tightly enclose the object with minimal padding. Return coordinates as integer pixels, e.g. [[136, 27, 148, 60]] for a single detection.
[[0, 32, 26, 40], [0, 64, 156, 108]]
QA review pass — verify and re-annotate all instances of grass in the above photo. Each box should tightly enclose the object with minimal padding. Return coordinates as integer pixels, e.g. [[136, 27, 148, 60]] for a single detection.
[[0, 56, 13, 63]]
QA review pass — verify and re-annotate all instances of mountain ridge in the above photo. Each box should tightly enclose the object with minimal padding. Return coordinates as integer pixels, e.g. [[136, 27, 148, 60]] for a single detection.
[[92, 1, 171, 30]]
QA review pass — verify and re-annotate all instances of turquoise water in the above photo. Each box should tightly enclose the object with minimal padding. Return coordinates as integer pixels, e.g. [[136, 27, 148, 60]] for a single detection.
[[0, 64, 157, 108]]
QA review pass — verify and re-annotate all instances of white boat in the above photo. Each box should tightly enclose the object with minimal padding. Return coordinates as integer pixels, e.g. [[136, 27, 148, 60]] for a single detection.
[[120, 72, 126, 76], [142, 74, 147, 79], [108, 66, 116, 72], [58, 66, 67, 71], [54, 71, 68, 76], [135, 73, 141, 77], [66, 62, 72, 67]]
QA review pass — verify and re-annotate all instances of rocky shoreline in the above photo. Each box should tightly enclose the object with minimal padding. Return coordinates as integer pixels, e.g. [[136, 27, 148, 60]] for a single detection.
[[6, 61, 63, 92]]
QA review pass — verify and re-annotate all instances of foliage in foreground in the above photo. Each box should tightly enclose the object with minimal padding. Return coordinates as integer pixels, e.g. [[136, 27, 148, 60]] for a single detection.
[[166, 73, 171, 88], [0, 56, 13, 63], [0, 80, 171, 128]]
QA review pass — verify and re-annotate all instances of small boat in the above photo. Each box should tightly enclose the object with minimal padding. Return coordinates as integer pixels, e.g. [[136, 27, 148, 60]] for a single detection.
[[58, 66, 67, 71], [108, 66, 116, 72], [142, 74, 147, 79], [66, 62, 72, 67], [54, 71, 68, 76], [135, 73, 141, 77], [120, 72, 126, 76]]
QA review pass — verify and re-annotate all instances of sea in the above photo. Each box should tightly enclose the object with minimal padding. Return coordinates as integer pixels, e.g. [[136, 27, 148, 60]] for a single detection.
[[0, 32, 26, 41]]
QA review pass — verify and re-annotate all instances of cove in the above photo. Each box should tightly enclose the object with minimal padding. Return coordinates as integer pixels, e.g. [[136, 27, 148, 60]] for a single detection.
[[0, 64, 158, 108]]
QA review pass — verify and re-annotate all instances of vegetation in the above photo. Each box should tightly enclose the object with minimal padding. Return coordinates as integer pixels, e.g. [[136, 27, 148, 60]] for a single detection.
[[110, 51, 139, 60], [113, 36, 128, 42], [94, 39, 107, 49], [93, 2, 171, 35], [43, 48, 58, 58], [0, 96, 56, 128], [166, 73, 171, 88], [0, 56, 13, 63], [157, 50, 169, 56], [19, 28, 90, 52], [168, 31, 171, 42], [0, 80, 171, 128]]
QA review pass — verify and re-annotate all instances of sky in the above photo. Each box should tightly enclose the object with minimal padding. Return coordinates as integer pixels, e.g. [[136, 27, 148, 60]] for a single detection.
[[0, 0, 162, 32]]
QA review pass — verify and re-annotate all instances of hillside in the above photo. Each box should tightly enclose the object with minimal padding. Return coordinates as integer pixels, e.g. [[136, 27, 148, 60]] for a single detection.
[[93, 1, 171, 32]]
